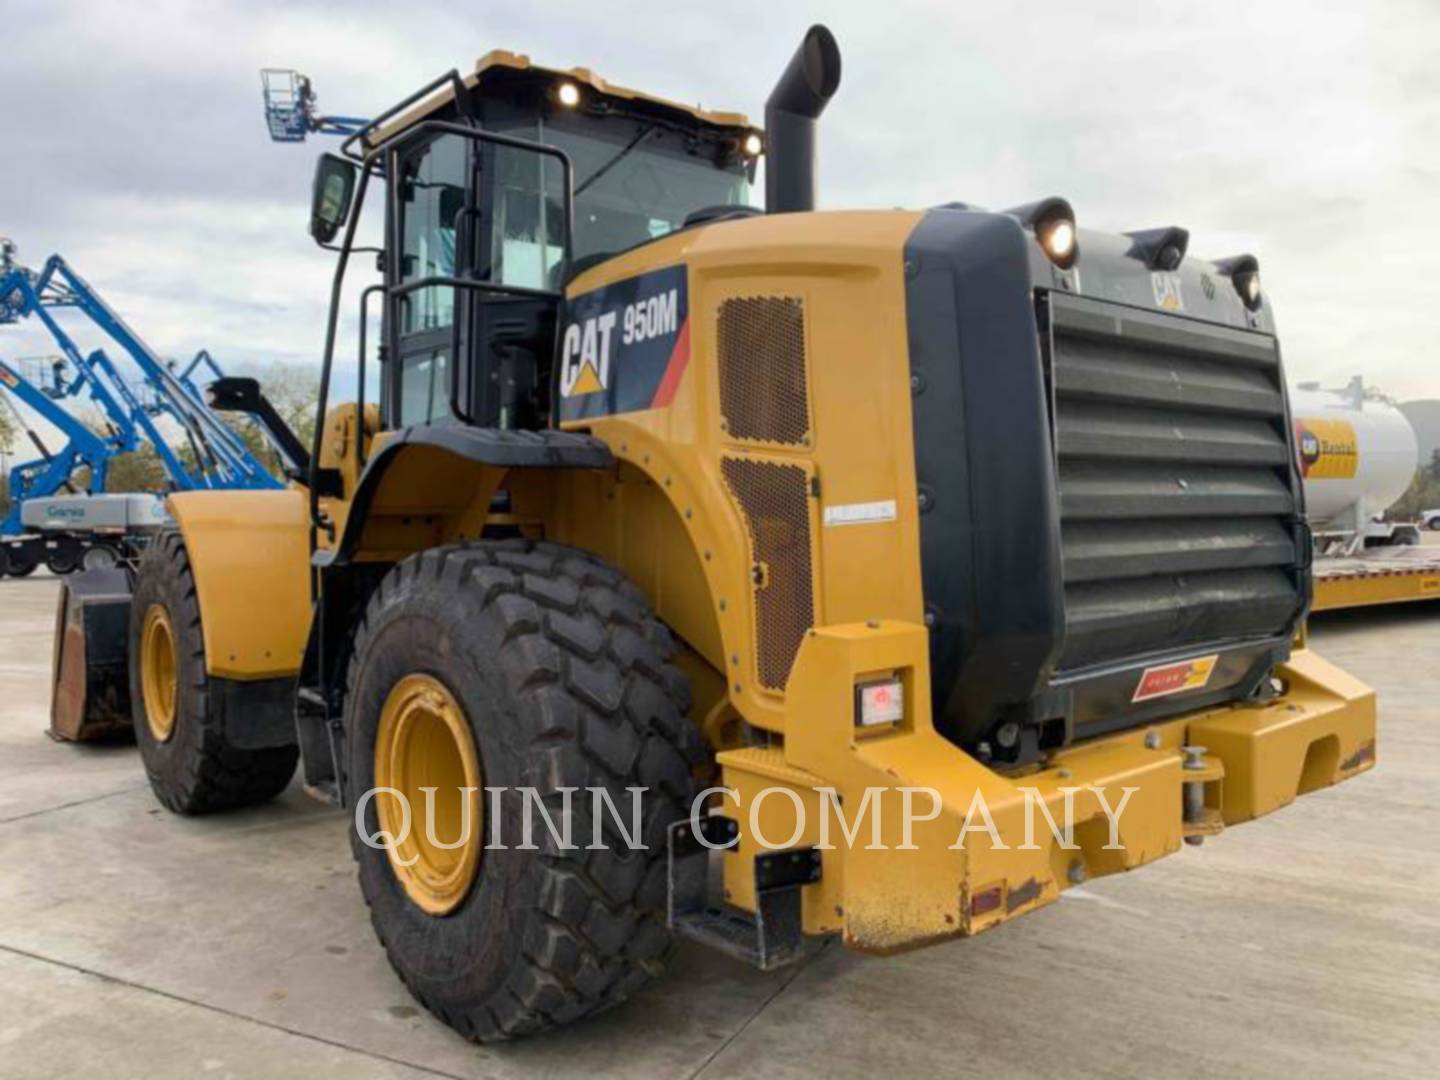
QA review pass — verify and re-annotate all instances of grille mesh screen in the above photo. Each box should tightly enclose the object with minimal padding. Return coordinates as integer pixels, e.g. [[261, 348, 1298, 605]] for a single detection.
[[721, 457, 815, 690], [717, 296, 810, 445]]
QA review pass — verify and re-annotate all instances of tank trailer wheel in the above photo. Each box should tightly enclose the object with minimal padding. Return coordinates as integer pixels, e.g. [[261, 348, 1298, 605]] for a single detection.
[[346, 540, 708, 1041], [129, 531, 299, 814]]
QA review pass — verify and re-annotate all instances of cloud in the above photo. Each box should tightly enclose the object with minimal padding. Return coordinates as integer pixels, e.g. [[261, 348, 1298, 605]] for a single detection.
[[1, 0, 1437, 434]]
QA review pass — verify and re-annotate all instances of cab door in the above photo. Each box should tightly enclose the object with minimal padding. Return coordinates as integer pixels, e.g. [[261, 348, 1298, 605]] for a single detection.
[[386, 125, 572, 433], [389, 131, 471, 429]]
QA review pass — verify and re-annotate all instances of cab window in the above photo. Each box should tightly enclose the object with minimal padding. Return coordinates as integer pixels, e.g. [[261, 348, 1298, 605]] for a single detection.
[[398, 133, 468, 333], [487, 143, 567, 291], [398, 350, 452, 426], [394, 134, 468, 426], [489, 116, 752, 286]]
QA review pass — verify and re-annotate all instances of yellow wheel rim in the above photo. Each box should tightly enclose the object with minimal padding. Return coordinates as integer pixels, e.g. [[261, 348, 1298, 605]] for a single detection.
[[140, 604, 179, 743], [374, 674, 484, 916]]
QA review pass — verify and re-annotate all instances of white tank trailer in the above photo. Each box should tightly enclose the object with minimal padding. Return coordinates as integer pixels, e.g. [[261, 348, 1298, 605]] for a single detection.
[[1290, 376, 1420, 551]]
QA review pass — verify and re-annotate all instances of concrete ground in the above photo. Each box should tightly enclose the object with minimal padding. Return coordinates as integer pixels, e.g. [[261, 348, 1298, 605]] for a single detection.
[[1, 570, 1436, 1080]]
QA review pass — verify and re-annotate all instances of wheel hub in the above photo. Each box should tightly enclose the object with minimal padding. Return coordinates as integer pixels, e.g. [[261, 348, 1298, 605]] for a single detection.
[[374, 674, 484, 915], [140, 604, 178, 742]]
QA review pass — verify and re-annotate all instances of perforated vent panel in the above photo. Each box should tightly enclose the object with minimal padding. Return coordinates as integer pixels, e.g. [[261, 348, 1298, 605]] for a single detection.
[[721, 457, 816, 691], [717, 296, 810, 445]]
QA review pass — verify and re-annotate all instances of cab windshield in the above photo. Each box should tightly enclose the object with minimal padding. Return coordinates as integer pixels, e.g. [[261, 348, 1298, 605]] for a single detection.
[[388, 109, 753, 428], [488, 116, 753, 289]]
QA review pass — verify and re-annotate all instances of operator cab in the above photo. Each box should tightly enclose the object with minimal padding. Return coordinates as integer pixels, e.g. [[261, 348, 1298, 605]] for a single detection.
[[310, 52, 761, 437]]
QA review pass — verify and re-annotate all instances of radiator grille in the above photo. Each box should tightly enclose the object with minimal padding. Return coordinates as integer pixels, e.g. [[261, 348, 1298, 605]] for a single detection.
[[721, 457, 815, 690], [1048, 295, 1302, 672], [717, 296, 810, 445]]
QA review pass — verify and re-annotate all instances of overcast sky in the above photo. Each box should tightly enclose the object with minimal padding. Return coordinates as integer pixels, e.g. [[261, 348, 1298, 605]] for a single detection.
[[2, 0, 1437, 412]]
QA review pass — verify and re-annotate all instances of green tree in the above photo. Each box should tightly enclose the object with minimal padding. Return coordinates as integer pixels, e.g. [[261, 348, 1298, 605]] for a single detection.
[[250, 362, 321, 449], [166, 362, 320, 481], [0, 396, 13, 519], [103, 446, 169, 493], [0, 399, 15, 455]]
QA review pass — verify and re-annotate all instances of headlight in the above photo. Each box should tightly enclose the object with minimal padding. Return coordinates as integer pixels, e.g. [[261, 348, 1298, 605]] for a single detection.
[[1040, 218, 1076, 264], [1216, 254, 1263, 311], [556, 82, 581, 108], [1124, 226, 1189, 271], [1005, 197, 1079, 270], [1238, 270, 1262, 306], [742, 132, 764, 157]]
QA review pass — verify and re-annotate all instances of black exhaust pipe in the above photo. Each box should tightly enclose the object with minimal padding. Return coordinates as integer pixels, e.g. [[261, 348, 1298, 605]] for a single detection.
[[765, 25, 842, 214]]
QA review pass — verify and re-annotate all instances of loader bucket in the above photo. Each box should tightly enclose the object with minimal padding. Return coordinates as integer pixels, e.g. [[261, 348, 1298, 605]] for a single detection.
[[50, 567, 134, 742]]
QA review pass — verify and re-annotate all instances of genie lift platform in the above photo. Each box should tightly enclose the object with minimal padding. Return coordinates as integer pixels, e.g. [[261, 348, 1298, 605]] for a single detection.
[[0, 242, 283, 577], [261, 69, 367, 142]]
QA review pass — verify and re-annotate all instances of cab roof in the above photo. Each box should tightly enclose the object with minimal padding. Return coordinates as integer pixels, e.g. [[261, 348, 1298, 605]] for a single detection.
[[364, 49, 754, 151]]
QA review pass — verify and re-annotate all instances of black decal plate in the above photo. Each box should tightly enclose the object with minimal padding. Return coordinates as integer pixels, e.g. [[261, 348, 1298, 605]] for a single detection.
[[559, 264, 690, 421]]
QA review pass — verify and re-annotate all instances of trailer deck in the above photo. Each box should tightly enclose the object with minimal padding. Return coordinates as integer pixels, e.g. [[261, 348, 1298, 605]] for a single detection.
[[1313, 543, 1440, 611]]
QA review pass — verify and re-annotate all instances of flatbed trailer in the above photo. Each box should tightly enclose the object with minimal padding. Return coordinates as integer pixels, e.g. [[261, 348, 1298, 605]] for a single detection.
[[1313, 547, 1440, 611]]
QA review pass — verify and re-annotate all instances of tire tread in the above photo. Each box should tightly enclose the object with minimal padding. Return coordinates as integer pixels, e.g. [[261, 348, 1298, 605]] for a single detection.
[[347, 540, 706, 1041], [132, 531, 298, 814]]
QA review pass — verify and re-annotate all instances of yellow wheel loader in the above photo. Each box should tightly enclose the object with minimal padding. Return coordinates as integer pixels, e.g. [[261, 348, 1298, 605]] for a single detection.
[[58, 25, 1376, 1040]]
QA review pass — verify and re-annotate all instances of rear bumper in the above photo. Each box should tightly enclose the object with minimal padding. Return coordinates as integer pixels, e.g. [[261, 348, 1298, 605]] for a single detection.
[[717, 622, 1375, 954]]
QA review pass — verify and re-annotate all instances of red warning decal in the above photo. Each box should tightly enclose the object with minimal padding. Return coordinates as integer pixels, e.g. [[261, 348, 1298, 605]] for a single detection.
[[1132, 654, 1219, 703]]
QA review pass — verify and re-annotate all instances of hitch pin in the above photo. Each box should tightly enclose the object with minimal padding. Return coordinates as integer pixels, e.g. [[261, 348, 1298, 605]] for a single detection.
[[1181, 745, 1207, 846]]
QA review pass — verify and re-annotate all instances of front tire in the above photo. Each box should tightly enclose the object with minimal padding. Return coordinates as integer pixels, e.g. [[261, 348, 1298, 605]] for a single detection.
[[346, 541, 708, 1041], [130, 531, 298, 813]]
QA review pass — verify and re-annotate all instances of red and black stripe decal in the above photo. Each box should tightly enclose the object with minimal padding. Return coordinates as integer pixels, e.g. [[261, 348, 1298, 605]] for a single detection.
[[558, 263, 690, 422]]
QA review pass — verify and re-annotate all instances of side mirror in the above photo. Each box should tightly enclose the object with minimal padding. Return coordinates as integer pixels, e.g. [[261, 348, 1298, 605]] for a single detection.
[[309, 153, 357, 245]]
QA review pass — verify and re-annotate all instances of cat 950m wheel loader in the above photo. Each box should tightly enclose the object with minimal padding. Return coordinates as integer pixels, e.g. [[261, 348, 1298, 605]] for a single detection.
[[59, 25, 1376, 1040]]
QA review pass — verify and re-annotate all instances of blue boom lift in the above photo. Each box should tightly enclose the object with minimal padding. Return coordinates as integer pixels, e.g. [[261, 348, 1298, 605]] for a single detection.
[[261, 69, 367, 142], [0, 241, 284, 576]]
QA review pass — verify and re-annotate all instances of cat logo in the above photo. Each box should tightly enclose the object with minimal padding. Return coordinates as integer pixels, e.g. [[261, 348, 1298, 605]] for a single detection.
[[559, 312, 616, 398], [1151, 271, 1184, 312], [558, 265, 689, 421], [1295, 419, 1358, 479]]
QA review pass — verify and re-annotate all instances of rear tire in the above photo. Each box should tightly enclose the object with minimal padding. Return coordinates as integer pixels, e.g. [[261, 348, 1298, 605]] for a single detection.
[[130, 531, 298, 813], [346, 540, 708, 1041]]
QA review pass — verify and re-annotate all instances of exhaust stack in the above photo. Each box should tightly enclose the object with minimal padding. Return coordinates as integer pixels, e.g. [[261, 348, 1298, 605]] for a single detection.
[[764, 25, 842, 214]]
